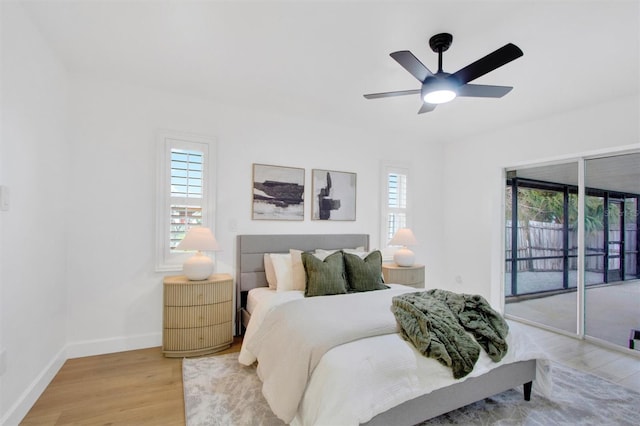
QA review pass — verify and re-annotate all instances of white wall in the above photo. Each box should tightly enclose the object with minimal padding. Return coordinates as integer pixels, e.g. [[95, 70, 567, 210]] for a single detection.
[[0, 5, 445, 420], [0, 2, 70, 424], [64, 75, 446, 354], [441, 96, 640, 308]]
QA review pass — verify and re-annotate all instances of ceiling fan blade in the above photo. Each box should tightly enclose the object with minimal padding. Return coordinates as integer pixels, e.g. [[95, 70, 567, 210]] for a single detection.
[[451, 43, 523, 85], [456, 84, 513, 98], [363, 89, 421, 99], [390, 51, 434, 82], [418, 103, 437, 114]]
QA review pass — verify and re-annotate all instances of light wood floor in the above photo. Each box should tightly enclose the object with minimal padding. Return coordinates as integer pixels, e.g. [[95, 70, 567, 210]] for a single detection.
[[21, 328, 640, 425], [21, 338, 242, 426]]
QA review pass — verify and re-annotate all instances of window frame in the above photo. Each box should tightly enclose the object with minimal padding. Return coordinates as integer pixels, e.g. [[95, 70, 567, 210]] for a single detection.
[[155, 130, 217, 272]]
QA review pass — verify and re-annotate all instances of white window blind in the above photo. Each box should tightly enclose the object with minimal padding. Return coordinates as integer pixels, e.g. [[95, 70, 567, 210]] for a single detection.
[[156, 131, 217, 271], [380, 163, 411, 256], [387, 172, 408, 241], [170, 149, 203, 250]]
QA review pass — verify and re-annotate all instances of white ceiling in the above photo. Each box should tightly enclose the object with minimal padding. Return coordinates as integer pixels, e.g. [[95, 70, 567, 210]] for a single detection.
[[21, 0, 640, 143], [515, 152, 640, 194]]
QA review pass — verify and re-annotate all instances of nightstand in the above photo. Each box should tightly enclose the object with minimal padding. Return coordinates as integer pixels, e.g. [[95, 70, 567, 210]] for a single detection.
[[162, 273, 233, 357], [382, 264, 425, 289]]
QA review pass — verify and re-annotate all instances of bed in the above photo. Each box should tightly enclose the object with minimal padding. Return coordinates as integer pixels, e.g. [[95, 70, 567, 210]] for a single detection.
[[236, 234, 548, 426]]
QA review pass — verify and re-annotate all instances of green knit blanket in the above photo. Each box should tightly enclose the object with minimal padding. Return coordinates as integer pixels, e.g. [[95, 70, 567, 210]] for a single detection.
[[391, 289, 509, 379]]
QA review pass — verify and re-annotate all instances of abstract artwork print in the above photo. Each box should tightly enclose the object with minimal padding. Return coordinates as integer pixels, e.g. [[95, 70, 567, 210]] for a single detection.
[[252, 164, 305, 220], [312, 169, 356, 220]]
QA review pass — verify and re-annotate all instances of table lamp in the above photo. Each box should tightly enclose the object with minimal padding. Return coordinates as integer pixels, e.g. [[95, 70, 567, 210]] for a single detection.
[[389, 228, 418, 267], [176, 227, 220, 280]]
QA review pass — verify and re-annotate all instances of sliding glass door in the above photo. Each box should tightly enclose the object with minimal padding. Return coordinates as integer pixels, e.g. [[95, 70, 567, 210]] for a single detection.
[[504, 162, 578, 334], [505, 152, 640, 350], [584, 154, 640, 347]]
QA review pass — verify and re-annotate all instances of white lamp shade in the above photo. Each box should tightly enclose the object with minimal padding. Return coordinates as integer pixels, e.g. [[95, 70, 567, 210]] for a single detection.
[[176, 227, 220, 252], [389, 228, 418, 247], [176, 227, 220, 280]]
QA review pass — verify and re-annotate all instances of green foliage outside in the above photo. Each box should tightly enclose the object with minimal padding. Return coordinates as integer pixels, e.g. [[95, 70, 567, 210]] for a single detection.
[[505, 186, 637, 234]]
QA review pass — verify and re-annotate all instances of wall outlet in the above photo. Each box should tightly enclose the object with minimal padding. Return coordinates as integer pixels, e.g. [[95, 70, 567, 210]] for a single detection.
[[0, 349, 6, 376], [455, 275, 463, 285]]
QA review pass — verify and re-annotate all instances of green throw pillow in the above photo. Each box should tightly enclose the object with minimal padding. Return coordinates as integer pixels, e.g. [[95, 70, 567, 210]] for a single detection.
[[343, 250, 389, 292], [302, 251, 348, 297]]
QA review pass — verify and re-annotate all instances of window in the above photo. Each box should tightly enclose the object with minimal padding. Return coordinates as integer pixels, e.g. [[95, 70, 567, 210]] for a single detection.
[[380, 163, 410, 255], [156, 131, 217, 271]]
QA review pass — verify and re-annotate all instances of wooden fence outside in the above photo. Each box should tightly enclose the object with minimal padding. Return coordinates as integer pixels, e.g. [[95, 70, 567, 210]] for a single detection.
[[506, 220, 637, 274]]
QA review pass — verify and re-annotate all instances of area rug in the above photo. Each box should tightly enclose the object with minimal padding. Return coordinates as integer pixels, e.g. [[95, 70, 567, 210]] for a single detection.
[[183, 353, 639, 426]]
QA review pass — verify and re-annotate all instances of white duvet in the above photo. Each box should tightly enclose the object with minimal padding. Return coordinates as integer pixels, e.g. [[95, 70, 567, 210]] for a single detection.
[[239, 285, 550, 426]]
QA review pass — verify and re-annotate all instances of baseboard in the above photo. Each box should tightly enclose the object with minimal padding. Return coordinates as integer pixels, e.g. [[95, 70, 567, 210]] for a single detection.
[[65, 332, 162, 359], [1, 347, 66, 426], [1, 332, 162, 426]]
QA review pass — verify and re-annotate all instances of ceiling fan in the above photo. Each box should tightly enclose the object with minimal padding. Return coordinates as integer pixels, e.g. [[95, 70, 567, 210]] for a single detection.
[[364, 33, 523, 114]]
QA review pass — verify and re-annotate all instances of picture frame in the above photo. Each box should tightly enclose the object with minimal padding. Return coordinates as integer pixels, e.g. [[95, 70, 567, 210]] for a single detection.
[[311, 169, 356, 221], [252, 163, 305, 220]]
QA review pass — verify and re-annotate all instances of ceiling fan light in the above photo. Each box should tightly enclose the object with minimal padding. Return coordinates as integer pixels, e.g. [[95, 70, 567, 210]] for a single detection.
[[423, 89, 457, 104]]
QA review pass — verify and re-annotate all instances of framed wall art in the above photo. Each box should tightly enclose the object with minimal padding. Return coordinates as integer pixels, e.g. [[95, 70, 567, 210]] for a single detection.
[[252, 163, 305, 220], [311, 169, 356, 221]]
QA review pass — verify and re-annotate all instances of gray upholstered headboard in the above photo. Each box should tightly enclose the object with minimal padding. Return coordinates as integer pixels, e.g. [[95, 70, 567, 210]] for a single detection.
[[236, 234, 369, 332]]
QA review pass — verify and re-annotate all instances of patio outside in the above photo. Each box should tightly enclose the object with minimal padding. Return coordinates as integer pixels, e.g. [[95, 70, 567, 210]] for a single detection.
[[506, 277, 640, 349]]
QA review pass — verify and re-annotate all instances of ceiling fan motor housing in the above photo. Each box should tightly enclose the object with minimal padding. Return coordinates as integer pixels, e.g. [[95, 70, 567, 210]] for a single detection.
[[421, 72, 460, 104]]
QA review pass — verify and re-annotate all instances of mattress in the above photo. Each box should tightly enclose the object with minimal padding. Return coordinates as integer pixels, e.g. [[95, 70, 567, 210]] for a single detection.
[[246, 287, 277, 315]]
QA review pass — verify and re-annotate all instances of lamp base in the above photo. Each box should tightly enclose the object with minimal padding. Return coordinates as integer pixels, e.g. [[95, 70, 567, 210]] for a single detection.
[[393, 247, 415, 267], [183, 252, 213, 280]]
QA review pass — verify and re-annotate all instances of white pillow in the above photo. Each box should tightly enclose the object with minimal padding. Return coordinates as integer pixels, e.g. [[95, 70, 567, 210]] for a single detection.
[[269, 253, 295, 292], [343, 247, 370, 258], [313, 249, 339, 261], [315, 246, 366, 260], [290, 249, 306, 291], [263, 253, 278, 289]]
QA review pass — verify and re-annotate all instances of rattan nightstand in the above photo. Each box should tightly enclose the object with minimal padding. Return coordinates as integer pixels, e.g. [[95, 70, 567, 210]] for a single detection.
[[382, 264, 425, 289], [162, 273, 233, 357]]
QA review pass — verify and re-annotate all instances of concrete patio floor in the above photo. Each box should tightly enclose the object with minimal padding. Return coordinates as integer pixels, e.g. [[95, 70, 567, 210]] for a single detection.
[[505, 280, 640, 349]]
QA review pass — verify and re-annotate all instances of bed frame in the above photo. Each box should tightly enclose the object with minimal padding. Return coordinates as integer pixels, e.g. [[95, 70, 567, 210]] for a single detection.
[[235, 233, 535, 425]]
